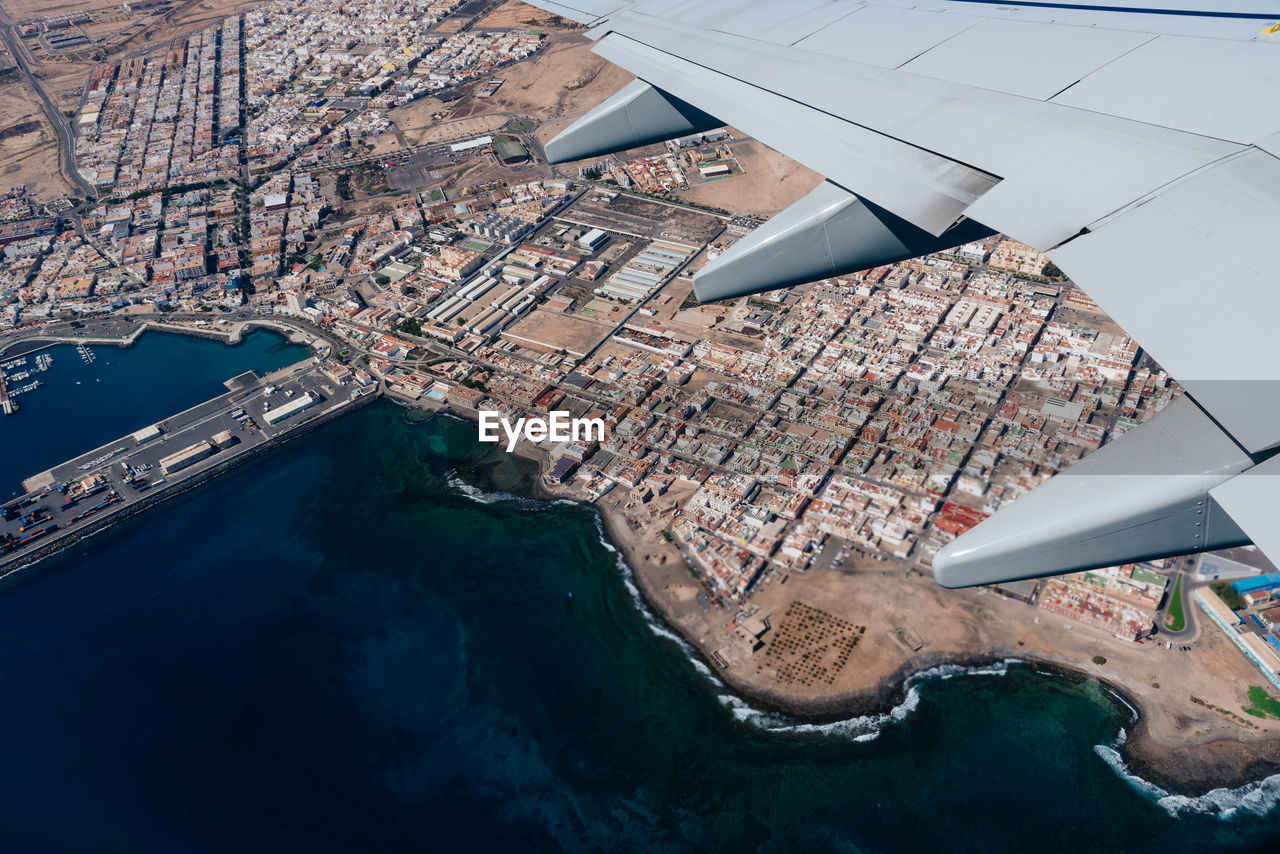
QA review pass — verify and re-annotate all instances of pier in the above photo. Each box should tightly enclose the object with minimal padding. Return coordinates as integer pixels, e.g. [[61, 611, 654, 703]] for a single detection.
[[0, 372, 12, 416], [1, 357, 381, 574]]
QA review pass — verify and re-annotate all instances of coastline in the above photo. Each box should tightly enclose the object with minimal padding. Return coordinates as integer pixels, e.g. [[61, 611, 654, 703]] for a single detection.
[[9, 320, 1280, 798], [602, 486, 1280, 794], [414, 399, 1280, 798]]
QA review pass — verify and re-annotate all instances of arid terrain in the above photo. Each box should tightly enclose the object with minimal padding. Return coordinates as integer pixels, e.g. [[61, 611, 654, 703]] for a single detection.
[[594, 490, 1280, 791], [0, 79, 74, 197], [679, 136, 823, 215], [488, 31, 636, 129]]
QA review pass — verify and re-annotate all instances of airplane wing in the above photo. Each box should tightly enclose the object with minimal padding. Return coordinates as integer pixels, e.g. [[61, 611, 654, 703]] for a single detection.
[[524, 0, 1280, 587]]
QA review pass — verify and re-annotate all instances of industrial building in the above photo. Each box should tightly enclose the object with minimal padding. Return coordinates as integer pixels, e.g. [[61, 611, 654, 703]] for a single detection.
[[1234, 573, 1280, 596], [132, 424, 162, 444], [578, 228, 609, 252], [450, 136, 494, 153], [495, 139, 529, 165], [160, 440, 216, 475], [263, 393, 319, 425]]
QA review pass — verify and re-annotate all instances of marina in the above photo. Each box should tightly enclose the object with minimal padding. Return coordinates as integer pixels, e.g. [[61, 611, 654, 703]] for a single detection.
[[0, 352, 53, 414], [0, 350, 53, 409], [0, 328, 314, 491]]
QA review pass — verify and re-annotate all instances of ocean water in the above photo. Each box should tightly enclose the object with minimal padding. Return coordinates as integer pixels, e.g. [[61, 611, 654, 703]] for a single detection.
[[0, 339, 1279, 852], [0, 329, 311, 495]]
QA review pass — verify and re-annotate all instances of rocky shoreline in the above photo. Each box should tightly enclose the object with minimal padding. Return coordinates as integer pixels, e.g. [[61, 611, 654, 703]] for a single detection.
[[578, 440, 1280, 797], [46, 362, 1275, 800]]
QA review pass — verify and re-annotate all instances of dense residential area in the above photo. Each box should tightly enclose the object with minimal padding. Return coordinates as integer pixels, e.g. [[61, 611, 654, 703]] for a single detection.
[[3, 0, 1280, 736]]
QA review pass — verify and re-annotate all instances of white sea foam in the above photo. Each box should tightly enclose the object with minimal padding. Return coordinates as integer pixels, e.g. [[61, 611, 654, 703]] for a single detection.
[[445, 471, 542, 509], [713, 661, 1018, 740], [450, 466, 1280, 819], [1094, 732, 1280, 819]]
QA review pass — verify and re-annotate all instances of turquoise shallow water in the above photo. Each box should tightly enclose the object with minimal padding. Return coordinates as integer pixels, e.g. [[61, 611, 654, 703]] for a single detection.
[[0, 336, 1278, 852]]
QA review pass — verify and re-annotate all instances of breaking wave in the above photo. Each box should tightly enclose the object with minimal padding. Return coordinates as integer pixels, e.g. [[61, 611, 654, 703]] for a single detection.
[[449, 463, 1280, 820], [716, 660, 1018, 741], [444, 470, 576, 510], [1095, 731, 1280, 819], [587, 514, 1022, 742], [445, 471, 532, 506]]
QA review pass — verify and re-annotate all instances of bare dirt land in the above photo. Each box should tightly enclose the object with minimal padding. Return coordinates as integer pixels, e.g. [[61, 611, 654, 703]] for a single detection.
[[613, 512, 1280, 790], [32, 60, 95, 114], [443, 153, 549, 189], [2, 0, 126, 21], [432, 0, 491, 34], [460, 31, 634, 128], [123, 0, 261, 53], [679, 136, 823, 217], [390, 111, 512, 147], [364, 132, 406, 158], [475, 0, 577, 31], [0, 80, 74, 198], [502, 308, 614, 356]]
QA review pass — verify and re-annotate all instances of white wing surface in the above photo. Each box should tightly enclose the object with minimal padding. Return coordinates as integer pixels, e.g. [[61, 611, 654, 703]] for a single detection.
[[524, 0, 1280, 585]]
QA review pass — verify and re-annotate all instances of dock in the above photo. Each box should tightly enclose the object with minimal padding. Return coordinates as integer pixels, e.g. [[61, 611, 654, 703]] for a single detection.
[[1, 358, 381, 573], [0, 371, 12, 416]]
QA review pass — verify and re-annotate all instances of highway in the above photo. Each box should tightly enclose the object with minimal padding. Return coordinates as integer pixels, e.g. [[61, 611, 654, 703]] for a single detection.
[[0, 19, 94, 200]]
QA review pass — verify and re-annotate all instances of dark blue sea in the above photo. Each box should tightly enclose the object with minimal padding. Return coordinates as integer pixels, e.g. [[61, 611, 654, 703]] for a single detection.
[[0, 332, 1279, 852]]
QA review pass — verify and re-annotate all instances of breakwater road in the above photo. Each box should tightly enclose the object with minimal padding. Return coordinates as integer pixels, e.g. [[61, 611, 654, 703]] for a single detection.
[[0, 359, 380, 574]]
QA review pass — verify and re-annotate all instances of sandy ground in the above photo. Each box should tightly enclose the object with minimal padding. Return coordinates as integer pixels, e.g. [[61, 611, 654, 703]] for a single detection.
[[0, 81, 75, 199], [32, 61, 95, 114], [2, 0, 123, 20], [679, 136, 823, 217], [502, 308, 614, 355], [364, 133, 405, 158], [465, 32, 635, 129], [636, 541, 1280, 791], [475, 0, 577, 31], [389, 111, 512, 147], [122, 0, 261, 54]]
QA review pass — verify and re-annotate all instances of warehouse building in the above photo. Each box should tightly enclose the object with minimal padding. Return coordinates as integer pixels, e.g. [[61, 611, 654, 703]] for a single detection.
[[263, 393, 319, 425], [160, 440, 215, 475], [578, 228, 609, 252]]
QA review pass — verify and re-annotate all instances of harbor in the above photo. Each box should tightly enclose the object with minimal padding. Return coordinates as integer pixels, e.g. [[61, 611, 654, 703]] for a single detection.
[[0, 351, 55, 414], [0, 357, 380, 574]]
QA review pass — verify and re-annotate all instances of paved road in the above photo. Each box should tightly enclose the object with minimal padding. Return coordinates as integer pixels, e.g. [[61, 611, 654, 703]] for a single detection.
[[0, 21, 95, 199], [1156, 561, 1199, 642]]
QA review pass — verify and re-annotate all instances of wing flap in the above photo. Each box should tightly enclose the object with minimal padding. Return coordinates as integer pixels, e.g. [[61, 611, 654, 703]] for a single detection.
[[1210, 455, 1280, 570], [592, 32, 1001, 235], [898, 19, 1154, 101], [1051, 147, 1280, 453], [591, 12, 1242, 247], [1052, 35, 1280, 144]]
